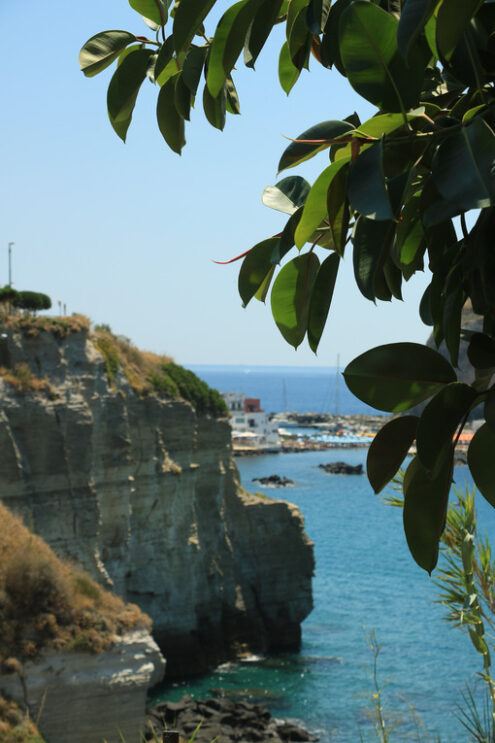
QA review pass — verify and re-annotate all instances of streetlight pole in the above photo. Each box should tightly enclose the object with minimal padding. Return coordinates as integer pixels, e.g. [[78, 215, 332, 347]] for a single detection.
[[7, 242, 14, 287]]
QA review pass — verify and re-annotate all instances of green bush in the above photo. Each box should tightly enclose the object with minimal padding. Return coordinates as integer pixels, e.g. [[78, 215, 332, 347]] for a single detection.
[[12, 291, 51, 312], [159, 363, 227, 417]]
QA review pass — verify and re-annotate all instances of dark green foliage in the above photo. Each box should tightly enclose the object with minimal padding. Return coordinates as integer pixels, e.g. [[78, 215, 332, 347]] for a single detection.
[[81, 0, 495, 571], [12, 291, 52, 312], [154, 363, 228, 417]]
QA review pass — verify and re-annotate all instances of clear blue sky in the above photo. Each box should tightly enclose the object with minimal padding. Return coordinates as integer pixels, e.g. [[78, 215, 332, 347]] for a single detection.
[[0, 0, 431, 367]]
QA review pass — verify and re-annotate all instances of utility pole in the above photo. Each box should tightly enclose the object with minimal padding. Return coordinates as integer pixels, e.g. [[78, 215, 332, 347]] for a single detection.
[[8, 242, 14, 286]]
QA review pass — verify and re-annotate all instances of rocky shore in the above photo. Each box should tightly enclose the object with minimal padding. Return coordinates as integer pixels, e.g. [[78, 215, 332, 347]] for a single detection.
[[145, 695, 318, 743]]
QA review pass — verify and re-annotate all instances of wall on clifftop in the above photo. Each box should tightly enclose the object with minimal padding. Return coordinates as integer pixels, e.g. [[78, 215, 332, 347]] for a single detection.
[[0, 319, 314, 676]]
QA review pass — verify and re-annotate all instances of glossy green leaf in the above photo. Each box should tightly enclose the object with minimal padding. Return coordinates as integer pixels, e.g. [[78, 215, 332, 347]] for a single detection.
[[271, 253, 320, 348], [244, 0, 284, 67], [174, 74, 192, 120], [468, 333, 495, 369], [403, 452, 453, 573], [129, 0, 168, 26], [343, 342, 457, 412], [295, 159, 349, 248], [327, 164, 349, 256], [79, 31, 137, 77], [367, 415, 419, 493], [320, 0, 351, 73], [383, 258, 403, 300], [207, 0, 261, 98], [173, 0, 216, 53], [353, 218, 393, 301], [436, 0, 484, 61], [308, 253, 340, 353], [239, 238, 280, 306], [225, 75, 241, 114], [254, 265, 276, 302], [306, 0, 332, 33], [432, 118, 495, 211], [117, 43, 142, 67], [279, 40, 302, 94], [262, 176, 310, 215], [397, 0, 438, 61], [154, 36, 176, 80], [468, 423, 495, 507], [416, 383, 478, 472], [156, 74, 186, 153], [355, 110, 425, 139], [278, 120, 354, 173], [339, 1, 427, 112], [287, 1, 312, 68], [203, 84, 226, 130], [272, 207, 304, 263], [107, 48, 153, 141], [348, 140, 394, 221], [395, 191, 425, 278], [182, 45, 208, 94]]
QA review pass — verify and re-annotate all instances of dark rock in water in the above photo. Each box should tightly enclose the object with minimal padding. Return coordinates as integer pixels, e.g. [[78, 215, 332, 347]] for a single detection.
[[145, 695, 318, 743], [252, 474, 294, 487], [318, 462, 363, 475]]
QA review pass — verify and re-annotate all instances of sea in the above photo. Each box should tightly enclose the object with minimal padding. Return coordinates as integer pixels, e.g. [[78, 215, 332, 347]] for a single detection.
[[154, 365, 495, 742]]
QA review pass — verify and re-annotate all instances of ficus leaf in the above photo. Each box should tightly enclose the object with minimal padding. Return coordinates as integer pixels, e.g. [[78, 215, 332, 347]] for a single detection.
[[436, 0, 484, 62], [348, 140, 394, 221], [262, 176, 311, 215], [279, 40, 302, 94], [484, 387, 495, 433], [271, 252, 320, 348], [154, 36, 176, 80], [238, 237, 280, 306], [397, 0, 438, 61], [468, 423, 495, 507], [308, 253, 340, 353], [432, 118, 495, 211], [367, 415, 419, 493], [79, 31, 137, 77], [203, 84, 227, 130], [156, 74, 186, 153], [416, 382, 478, 472], [339, 0, 427, 112], [207, 0, 261, 98], [403, 451, 453, 573], [182, 45, 208, 95], [244, 0, 284, 67], [295, 159, 350, 249], [352, 218, 393, 301], [173, 0, 216, 53], [327, 164, 350, 256], [128, 0, 168, 26], [278, 120, 354, 172], [343, 342, 457, 412], [107, 48, 153, 141]]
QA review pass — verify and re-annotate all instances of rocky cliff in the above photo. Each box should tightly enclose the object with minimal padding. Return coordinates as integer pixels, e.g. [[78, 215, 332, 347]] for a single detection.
[[0, 316, 314, 676]]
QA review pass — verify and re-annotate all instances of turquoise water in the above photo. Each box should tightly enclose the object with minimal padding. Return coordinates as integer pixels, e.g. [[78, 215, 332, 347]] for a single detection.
[[155, 448, 495, 742]]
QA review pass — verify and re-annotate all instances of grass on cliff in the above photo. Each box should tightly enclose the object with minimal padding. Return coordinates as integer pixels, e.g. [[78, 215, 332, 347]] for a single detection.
[[0, 364, 58, 399], [0, 312, 90, 339], [93, 325, 227, 417], [0, 695, 46, 743], [0, 502, 151, 664]]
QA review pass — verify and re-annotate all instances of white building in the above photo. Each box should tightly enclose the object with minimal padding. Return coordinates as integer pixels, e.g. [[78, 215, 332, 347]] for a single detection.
[[222, 392, 281, 452]]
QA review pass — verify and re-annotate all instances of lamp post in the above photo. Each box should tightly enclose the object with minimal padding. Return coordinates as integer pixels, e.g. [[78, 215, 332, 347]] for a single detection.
[[8, 242, 14, 286]]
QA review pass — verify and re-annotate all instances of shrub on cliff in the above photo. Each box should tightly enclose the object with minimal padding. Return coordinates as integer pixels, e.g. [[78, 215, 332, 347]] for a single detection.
[[12, 292, 51, 313], [0, 502, 150, 663]]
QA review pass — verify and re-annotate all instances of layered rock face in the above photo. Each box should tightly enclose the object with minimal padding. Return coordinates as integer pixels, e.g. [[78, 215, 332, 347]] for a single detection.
[[0, 324, 314, 676], [0, 631, 165, 743]]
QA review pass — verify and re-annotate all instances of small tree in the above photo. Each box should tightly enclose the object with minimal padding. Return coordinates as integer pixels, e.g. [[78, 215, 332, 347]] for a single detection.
[[80, 0, 495, 572], [13, 291, 52, 313]]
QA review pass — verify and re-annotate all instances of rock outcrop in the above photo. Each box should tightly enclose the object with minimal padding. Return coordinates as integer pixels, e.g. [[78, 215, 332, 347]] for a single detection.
[[0, 319, 314, 676], [1, 631, 165, 743]]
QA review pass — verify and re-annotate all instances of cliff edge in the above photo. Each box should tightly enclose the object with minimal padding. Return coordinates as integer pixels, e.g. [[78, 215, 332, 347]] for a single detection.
[[0, 315, 314, 676]]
